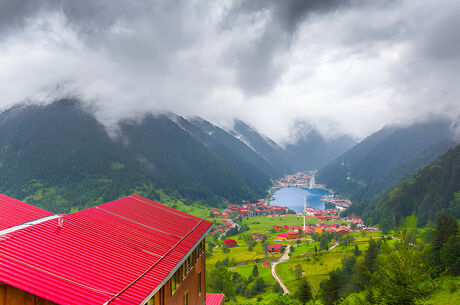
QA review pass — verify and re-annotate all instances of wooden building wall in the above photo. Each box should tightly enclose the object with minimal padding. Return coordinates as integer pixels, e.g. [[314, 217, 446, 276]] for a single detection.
[[150, 242, 206, 305], [0, 283, 56, 305], [1, 241, 207, 305]]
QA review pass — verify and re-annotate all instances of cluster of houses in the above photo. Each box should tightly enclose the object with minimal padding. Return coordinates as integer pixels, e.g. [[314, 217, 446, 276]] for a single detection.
[[211, 218, 235, 235], [273, 223, 351, 239], [210, 200, 290, 218], [321, 196, 353, 209], [305, 208, 340, 220], [278, 170, 316, 188]]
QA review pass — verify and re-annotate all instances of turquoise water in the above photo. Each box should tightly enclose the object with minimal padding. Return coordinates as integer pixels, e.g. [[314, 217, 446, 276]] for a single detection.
[[270, 187, 330, 212]]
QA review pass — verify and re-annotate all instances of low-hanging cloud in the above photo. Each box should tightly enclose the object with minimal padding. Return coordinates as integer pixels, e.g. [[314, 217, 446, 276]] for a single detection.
[[0, 0, 459, 143]]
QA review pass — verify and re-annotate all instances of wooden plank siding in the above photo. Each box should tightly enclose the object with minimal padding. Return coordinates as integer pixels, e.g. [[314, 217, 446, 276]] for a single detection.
[[150, 244, 206, 305], [0, 283, 56, 305], [1, 242, 206, 305]]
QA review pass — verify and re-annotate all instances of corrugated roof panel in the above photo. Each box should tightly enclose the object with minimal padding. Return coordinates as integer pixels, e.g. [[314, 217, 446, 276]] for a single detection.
[[206, 293, 225, 305], [0, 194, 53, 230], [0, 194, 213, 305]]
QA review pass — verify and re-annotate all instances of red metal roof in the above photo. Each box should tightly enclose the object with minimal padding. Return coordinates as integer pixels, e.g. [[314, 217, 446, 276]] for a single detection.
[[0, 194, 53, 231], [267, 244, 283, 249], [0, 194, 213, 305], [206, 293, 225, 305]]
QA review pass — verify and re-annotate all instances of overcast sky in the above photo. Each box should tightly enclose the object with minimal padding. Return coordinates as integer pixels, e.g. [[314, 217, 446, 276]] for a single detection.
[[0, 0, 459, 143]]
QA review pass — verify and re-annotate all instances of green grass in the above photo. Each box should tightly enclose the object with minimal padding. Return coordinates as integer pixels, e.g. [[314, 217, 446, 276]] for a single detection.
[[422, 276, 460, 305], [207, 245, 267, 266], [153, 190, 211, 219], [340, 276, 460, 305], [234, 262, 276, 285], [205, 213, 390, 303], [276, 250, 348, 294]]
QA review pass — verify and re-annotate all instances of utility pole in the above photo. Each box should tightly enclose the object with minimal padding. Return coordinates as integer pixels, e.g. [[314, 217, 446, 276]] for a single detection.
[[303, 195, 306, 231]]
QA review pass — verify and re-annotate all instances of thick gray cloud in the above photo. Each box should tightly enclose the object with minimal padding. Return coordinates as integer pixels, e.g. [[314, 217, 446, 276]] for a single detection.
[[221, 0, 356, 95], [0, 0, 459, 143]]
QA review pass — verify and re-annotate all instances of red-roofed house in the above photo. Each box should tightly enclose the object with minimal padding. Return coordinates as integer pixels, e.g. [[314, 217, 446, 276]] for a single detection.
[[224, 239, 238, 248], [206, 293, 225, 305], [335, 226, 350, 234], [0, 194, 214, 305], [276, 233, 287, 240], [0, 194, 54, 231], [267, 244, 284, 253], [287, 231, 301, 239], [252, 233, 264, 240]]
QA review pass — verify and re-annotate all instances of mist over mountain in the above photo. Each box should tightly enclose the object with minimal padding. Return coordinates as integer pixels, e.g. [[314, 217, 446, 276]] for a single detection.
[[229, 120, 355, 172], [344, 143, 460, 227], [317, 119, 458, 202], [0, 100, 270, 212], [284, 123, 356, 170], [230, 120, 294, 173], [0, 99, 355, 212]]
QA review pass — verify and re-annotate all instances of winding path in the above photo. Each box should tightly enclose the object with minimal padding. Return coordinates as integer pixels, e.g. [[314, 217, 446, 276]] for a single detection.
[[271, 246, 291, 294]]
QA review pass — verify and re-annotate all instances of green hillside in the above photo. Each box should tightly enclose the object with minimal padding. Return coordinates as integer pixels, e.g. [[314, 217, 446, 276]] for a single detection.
[[317, 120, 455, 200], [0, 100, 269, 212], [364, 144, 460, 227]]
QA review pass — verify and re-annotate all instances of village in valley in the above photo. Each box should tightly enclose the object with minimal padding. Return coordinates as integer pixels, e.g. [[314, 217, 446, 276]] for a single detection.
[[204, 172, 383, 304]]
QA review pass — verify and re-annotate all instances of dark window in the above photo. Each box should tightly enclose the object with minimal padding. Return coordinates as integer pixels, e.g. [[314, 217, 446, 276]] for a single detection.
[[198, 271, 202, 295], [159, 286, 165, 305], [171, 272, 177, 295], [184, 291, 188, 305]]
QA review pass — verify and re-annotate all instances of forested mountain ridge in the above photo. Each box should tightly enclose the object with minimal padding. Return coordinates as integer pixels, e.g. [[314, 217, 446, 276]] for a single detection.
[[317, 120, 456, 200], [175, 116, 283, 179], [230, 119, 295, 172], [284, 125, 356, 170], [0, 99, 353, 213], [0, 100, 269, 212], [362, 144, 460, 227], [230, 119, 355, 172]]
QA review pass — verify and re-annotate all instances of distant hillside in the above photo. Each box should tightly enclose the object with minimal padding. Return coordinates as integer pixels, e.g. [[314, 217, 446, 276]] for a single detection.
[[178, 116, 283, 179], [363, 144, 460, 227], [230, 120, 355, 172], [0, 100, 268, 212], [0, 100, 358, 213], [317, 120, 456, 199], [284, 125, 355, 170], [230, 119, 295, 172]]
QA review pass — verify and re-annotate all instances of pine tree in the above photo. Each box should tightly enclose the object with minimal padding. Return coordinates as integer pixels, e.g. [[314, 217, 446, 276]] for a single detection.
[[380, 218, 390, 235], [364, 239, 379, 273], [354, 244, 361, 256], [252, 264, 259, 277], [295, 277, 313, 304], [320, 269, 341, 305], [440, 235, 460, 275], [432, 211, 458, 269], [372, 231, 442, 305], [294, 264, 303, 280]]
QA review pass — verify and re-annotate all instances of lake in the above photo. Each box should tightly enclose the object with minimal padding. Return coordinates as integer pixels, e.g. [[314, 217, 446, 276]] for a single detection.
[[270, 187, 330, 212]]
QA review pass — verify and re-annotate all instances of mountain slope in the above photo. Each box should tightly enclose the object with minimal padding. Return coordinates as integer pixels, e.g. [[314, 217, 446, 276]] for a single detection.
[[230, 119, 355, 172], [230, 119, 294, 172], [366, 144, 460, 227], [352, 139, 457, 203], [184, 117, 282, 178], [0, 100, 267, 212], [317, 120, 456, 198], [284, 125, 356, 170]]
